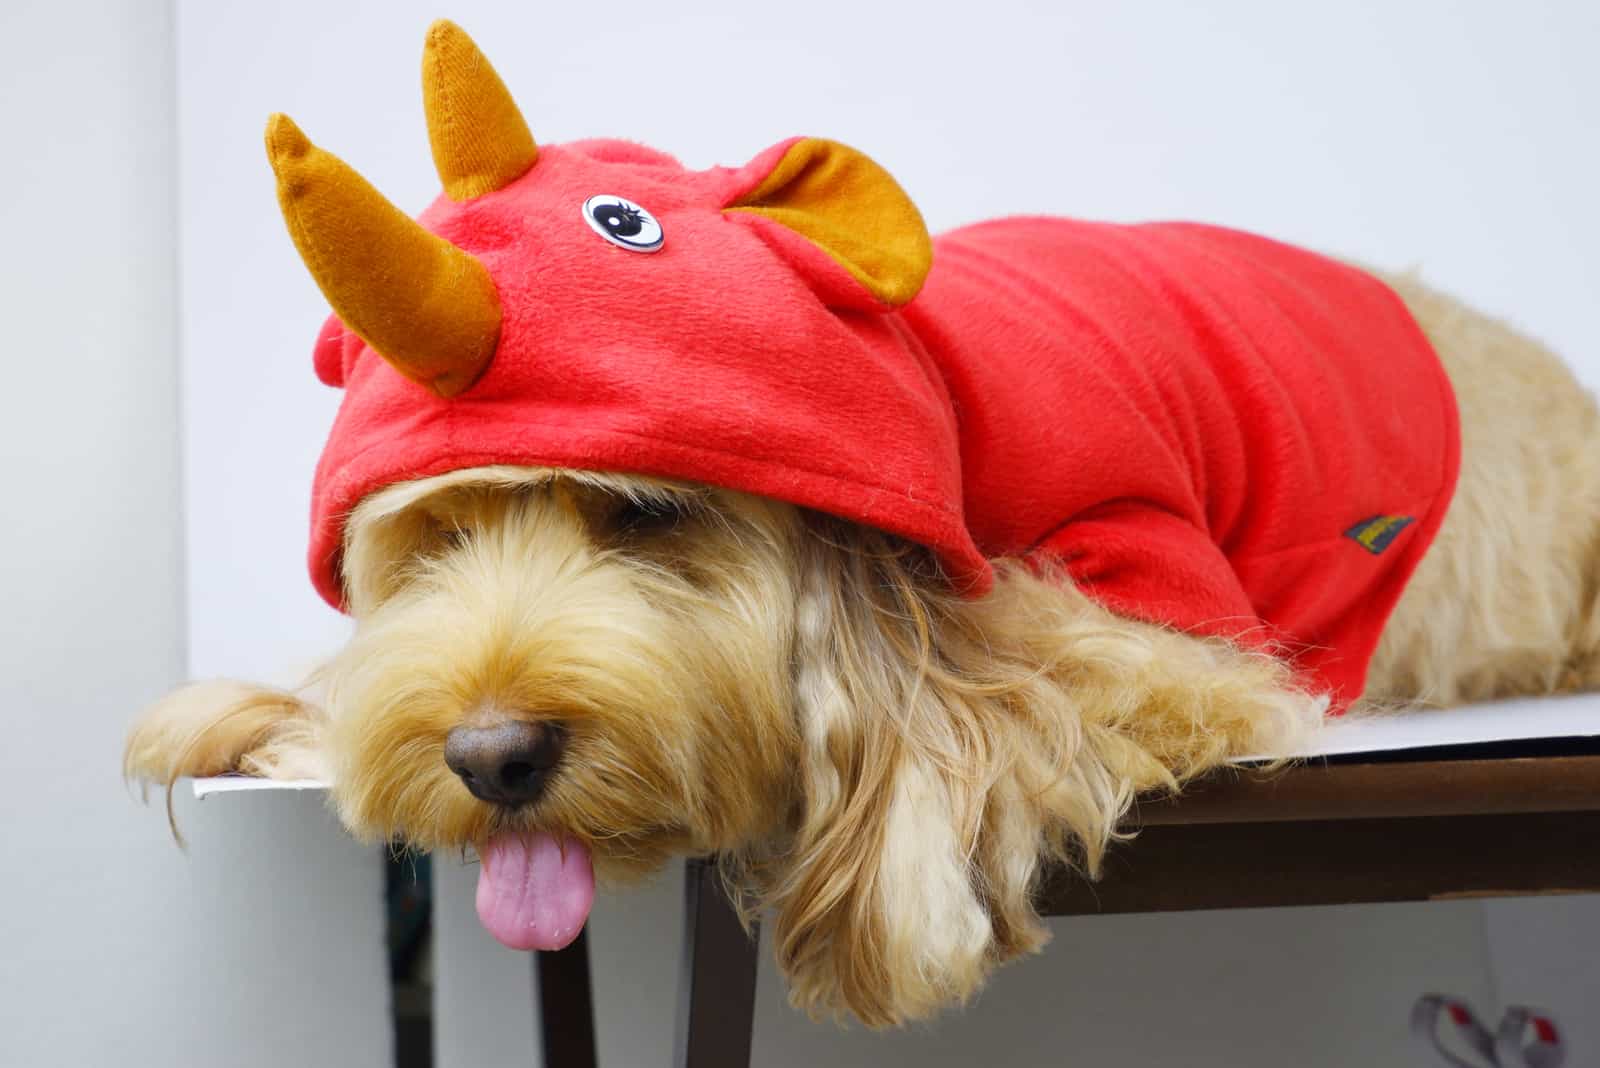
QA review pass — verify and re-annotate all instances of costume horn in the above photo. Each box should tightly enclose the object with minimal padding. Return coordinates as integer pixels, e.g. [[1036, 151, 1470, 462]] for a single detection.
[[265, 113, 500, 397], [423, 20, 538, 200]]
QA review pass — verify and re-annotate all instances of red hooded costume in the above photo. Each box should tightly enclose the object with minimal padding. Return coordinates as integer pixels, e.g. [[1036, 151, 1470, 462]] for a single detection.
[[275, 55, 1457, 713]]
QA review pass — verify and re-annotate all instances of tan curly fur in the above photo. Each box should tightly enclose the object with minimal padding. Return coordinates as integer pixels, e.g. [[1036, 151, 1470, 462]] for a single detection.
[[126, 274, 1600, 1025]]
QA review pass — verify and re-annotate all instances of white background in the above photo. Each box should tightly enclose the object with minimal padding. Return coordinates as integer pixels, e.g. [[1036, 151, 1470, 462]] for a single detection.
[[0, 3, 388, 1067], [1, 1, 1596, 1065]]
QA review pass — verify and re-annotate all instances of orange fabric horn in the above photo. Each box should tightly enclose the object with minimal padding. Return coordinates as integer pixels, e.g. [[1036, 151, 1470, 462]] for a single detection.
[[264, 113, 501, 397], [423, 20, 538, 201]]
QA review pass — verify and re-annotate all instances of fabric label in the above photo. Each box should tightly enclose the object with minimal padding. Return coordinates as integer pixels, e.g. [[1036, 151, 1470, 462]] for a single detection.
[[1344, 514, 1415, 554]]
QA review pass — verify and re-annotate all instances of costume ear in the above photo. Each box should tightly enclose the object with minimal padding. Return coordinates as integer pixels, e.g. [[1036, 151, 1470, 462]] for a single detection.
[[723, 138, 932, 310]]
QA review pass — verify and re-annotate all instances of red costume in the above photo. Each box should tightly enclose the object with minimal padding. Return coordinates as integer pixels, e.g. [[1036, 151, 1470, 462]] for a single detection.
[[300, 137, 1457, 708]]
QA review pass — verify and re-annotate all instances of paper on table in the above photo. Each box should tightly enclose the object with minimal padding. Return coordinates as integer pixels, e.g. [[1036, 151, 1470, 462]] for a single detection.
[[193, 777, 328, 797], [1285, 693, 1600, 758], [190, 694, 1600, 797]]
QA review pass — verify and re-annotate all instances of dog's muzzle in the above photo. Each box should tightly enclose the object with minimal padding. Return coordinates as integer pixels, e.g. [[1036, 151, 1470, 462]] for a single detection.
[[444, 719, 566, 807]]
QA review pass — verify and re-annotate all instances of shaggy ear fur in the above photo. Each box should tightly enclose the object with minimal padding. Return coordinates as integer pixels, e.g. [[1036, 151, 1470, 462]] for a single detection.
[[769, 519, 1325, 1027], [772, 529, 1003, 1026]]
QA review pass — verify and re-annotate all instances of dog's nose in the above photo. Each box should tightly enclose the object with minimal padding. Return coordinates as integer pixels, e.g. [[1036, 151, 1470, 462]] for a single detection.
[[444, 720, 565, 807]]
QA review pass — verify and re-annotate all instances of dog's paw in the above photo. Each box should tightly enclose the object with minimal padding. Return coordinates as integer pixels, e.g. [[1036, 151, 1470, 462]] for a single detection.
[[124, 680, 327, 788], [1244, 686, 1331, 760]]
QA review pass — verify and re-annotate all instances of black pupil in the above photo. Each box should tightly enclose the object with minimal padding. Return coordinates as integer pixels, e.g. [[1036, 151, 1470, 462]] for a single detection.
[[593, 202, 645, 238], [618, 498, 681, 532]]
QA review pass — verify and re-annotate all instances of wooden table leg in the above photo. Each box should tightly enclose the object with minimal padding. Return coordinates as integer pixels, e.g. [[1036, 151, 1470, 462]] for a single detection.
[[536, 927, 598, 1068], [674, 859, 761, 1068]]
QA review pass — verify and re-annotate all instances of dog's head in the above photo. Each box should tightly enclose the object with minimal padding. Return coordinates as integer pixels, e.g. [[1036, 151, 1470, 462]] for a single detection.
[[329, 468, 801, 903], [325, 465, 1023, 1025]]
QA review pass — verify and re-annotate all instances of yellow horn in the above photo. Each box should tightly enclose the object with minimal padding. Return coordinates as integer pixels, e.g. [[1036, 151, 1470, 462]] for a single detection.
[[423, 20, 538, 200], [265, 114, 500, 397]]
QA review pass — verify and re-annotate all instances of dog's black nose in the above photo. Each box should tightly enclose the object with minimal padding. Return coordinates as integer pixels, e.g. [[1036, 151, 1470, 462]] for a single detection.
[[444, 720, 565, 807]]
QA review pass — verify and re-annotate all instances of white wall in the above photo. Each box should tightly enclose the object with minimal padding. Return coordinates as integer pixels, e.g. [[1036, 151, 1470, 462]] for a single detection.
[[0, 3, 389, 1066], [169, 1, 1600, 1065]]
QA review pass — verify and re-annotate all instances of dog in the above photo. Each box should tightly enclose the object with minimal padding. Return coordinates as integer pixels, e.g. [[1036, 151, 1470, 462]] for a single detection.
[[125, 20, 1600, 1027]]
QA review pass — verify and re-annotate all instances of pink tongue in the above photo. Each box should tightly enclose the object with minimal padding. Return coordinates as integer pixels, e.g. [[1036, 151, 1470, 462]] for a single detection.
[[475, 831, 595, 951]]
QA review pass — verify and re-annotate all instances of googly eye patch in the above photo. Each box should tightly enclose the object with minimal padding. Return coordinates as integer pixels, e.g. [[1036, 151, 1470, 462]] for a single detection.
[[581, 195, 663, 253]]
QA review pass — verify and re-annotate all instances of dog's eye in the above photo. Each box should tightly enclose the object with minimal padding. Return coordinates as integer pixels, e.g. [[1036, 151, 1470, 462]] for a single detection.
[[612, 497, 685, 535]]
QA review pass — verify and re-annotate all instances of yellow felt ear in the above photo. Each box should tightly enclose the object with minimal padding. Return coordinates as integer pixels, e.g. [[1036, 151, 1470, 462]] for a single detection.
[[725, 138, 932, 307]]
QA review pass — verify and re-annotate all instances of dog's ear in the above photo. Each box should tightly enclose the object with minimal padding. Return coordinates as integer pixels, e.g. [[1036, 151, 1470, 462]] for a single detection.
[[766, 522, 1326, 1026], [767, 524, 1037, 1027], [722, 137, 932, 312]]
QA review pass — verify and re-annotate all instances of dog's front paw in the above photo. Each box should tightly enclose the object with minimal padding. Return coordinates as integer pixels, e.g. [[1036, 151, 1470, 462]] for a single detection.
[[124, 680, 326, 787]]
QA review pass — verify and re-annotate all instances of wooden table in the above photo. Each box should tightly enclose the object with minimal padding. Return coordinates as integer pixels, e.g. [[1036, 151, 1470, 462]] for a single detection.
[[532, 739, 1600, 1068]]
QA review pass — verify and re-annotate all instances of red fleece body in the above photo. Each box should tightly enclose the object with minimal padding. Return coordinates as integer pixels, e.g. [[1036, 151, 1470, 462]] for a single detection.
[[306, 140, 1458, 708], [905, 220, 1458, 705]]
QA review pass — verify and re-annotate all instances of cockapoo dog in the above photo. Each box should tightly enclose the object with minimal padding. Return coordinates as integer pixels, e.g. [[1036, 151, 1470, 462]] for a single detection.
[[127, 21, 1600, 1027]]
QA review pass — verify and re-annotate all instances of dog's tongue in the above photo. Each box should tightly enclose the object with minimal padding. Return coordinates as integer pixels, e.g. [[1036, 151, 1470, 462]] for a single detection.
[[475, 831, 594, 951]]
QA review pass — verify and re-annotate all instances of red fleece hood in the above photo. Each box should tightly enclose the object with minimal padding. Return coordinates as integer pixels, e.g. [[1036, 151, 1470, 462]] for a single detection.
[[305, 136, 984, 606]]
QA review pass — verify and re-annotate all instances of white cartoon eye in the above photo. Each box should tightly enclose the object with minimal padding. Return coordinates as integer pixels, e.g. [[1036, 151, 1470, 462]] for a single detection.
[[581, 195, 663, 252]]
